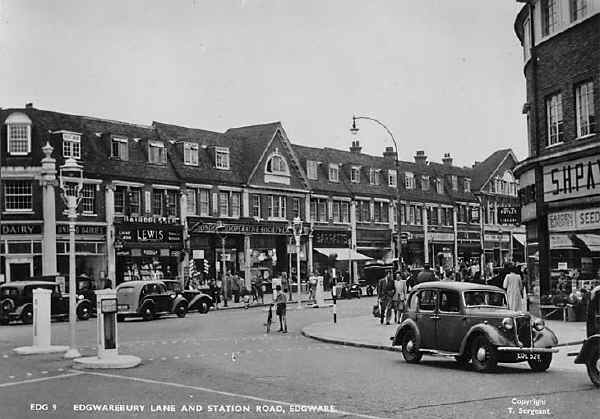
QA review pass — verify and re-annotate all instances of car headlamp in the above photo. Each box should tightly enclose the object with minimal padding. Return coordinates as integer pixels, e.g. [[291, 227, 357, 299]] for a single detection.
[[502, 317, 514, 330], [533, 318, 545, 331], [77, 294, 84, 301], [170, 294, 176, 299]]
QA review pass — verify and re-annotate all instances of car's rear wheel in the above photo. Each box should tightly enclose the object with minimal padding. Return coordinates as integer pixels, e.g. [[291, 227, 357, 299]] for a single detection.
[[198, 300, 210, 314], [585, 343, 600, 387], [471, 336, 498, 372], [175, 303, 187, 318], [528, 353, 552, 372], [77, 303, 91, 321], [141, 305, 154, 321], [401, 329, 422, 363], [21, 306, 33, 324]]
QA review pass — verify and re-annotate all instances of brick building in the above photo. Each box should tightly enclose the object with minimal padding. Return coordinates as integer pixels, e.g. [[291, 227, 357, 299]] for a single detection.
[[514, 0, 600, 299]]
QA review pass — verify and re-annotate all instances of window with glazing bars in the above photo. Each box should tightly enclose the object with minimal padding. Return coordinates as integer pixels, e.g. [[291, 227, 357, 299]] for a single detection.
[[219, 192, 229, 217], [576, 81, 595, 137], [129, 188, 141, 215], [546, 93, 564, 145], [291, 198, 300, 219], [8, 124, 30, 155], [231, 193, 240, 218], [252, 195, 261, 218], [187, 189, 197, 215], [111, 138, 128, 160], [152, 190, 164, 216], [62, 134, 81, 159], [4, 181, 32, 211], [541, 0, 559, 36], [114, 186, 127, 214], [80, 184, 96, 214], [570, 0, 587, 22], [341, 202, 349, 223]]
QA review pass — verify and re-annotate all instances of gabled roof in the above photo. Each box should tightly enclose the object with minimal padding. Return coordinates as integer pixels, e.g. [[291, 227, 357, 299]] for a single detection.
[[471, 149, 516, 191]]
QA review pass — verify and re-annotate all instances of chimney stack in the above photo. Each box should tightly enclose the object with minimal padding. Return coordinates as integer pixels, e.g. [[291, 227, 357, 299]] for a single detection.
[[414, 150, 428, 167], [383, 146, 396, 160], [349, 140, 362, 154], [472, 161, 481, 168], [442, 153, 453, 166], [25, 102, 34, 109]]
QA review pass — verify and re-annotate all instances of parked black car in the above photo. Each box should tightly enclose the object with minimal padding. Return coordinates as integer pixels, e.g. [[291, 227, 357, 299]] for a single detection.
[[0, 281, 69, 325], [570, 284, 600, 387], [116, 280, 188, 321], [28, 274, 96, 320], [162, 280, 213, 314]]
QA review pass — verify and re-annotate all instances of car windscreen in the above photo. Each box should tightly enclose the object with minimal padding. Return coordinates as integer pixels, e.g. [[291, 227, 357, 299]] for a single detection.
[[463, 291, 507, 308]]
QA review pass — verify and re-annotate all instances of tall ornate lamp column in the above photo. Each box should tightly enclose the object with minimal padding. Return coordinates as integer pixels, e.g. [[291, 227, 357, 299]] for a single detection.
[[58, 158, 84, 359], [292, 217, 304, 309], [215, 221, 228, 307]]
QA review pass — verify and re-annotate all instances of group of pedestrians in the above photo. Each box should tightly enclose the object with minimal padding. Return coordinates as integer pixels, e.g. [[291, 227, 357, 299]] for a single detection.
[[377, 270, 408, 325]]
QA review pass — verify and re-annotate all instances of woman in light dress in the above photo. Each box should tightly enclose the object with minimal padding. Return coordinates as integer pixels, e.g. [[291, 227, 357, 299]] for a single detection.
[[503, 265, 524, 312]]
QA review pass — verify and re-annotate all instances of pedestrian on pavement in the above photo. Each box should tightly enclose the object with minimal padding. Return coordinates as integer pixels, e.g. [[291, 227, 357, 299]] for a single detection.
[[377, 272, 396, 325], [416, 263, 436, 284], [281, 272, 290, 301], [232, 272, 241, 303], [210, 279, 221, 310], [503, 265, 524, 312], [393, 272, 408, 323], [215, 277, 223, 309], [274, 285, 288, 333]]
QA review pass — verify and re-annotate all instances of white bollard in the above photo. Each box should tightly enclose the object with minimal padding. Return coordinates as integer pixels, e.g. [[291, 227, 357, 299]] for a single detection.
[[72, 289, 141, 369], [313, 276, 325, 307], [14, 288, 68, 355]]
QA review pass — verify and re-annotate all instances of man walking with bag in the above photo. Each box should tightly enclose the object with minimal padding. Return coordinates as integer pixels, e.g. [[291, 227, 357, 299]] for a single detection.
[[377, 271, 396, 325]]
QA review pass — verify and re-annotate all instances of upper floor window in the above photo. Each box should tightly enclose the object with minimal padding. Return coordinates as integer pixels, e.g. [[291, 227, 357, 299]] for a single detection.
[[451, 175, 458, 191], [329, 164, 340, 182], [5, 113, 32, 156], [114, 186, 127, 214], [4, 180, 32, 211], [421, 175, 430, 191], [436, 178, 444, 194], [219, 192, 229, 217], [215, 147, 230, 170], [266, 152, 289, 175], [62, 133, 81, 159], [148, 142, 167, 164], [184, 142, 199, 166], [307, 160, 318, 180], [351, 166, 361, 183], [355, 200, 371, 223], [570, 0, 588, 22], [268, 195, 286, 219], [291, 198, 301, 219], [186, 189, 197, 215], [198, 189, 210, 217], [405, 172, 415, 190], [129, 188, 141, 215], [576, 81, 595, 138], [523, 16, 531, 62], [218, 191, 241, 218], [464, 178, 471, 193], [546, 93, 564, 146], [152, 190, 164, 216], [373, 201, 389, 223], [331, 200, 350, 223], [111, 137, 128, 161], [166, 190, 179, 218], [252, 195, 261, 218], [541, 0, 559, 37], [369, 169, 381, 185], [80, 184, 97, 214], [388, 170, 397, 187]]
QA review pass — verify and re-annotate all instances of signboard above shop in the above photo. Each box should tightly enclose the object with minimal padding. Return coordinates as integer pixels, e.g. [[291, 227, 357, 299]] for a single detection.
[[188, 219, 289, 235], [114, 223, 183, 249], [543, 154, 600, 202], [548, 207, 600, 232], [56, 224, 106, 235], [497, 207, 521, 225], [0, 223, 42, 235]]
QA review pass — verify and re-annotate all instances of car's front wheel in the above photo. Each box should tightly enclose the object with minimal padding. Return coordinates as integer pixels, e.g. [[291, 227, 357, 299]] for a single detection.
[[21, 306, 33, 324], [401, 329, 422, 363], [471, 336, 498, 372], [585, 343, 600, 387], [141, 305, 154, 321], [528, 353, 552, 372], [198, 300, 210, 314], [175, 303, 187, 318], [77, 303, 91, 321]]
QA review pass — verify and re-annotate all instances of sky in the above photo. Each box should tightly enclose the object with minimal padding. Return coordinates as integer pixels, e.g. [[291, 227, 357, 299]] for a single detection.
[[0, 0, 527, 167]]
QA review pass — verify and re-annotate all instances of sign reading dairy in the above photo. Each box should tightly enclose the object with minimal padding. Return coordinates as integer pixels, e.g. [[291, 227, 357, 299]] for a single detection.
[[544, 155, 600, 202]]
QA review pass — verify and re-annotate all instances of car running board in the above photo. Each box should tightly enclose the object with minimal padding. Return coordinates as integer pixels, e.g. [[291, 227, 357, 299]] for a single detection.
[[418, 349, 460, 357]]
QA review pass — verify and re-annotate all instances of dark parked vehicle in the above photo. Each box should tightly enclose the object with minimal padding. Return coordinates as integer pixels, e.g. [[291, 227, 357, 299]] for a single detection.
[[570, 285, 600, 387], [337, 283, 361, 299], [0, 281, 69, 325], [360, 261, 394, 288], [162, 280, 213, 314], [116, 280, 188, 321], [391, 282, 558, 372]]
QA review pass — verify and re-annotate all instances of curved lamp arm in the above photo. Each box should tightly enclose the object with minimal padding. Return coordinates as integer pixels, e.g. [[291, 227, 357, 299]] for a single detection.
[[352, 115, 398, 156]]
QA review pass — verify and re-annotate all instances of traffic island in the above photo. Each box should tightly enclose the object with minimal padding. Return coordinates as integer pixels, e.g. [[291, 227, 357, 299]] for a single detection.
[[72, 354, 141, 369]]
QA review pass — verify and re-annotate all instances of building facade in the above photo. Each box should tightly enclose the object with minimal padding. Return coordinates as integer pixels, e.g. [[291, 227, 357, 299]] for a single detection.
[[1, 104, 521, 287], [514, 0, 600, 300]]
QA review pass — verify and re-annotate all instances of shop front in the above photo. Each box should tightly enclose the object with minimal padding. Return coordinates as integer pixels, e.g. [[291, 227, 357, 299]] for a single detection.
[[56, 223, 107, 289], [457, 231, 482, 264], [402, 229, 425, 267], [312, 228, 354, 284], [113, 221, 183, 285], [0, 222, 44, 282], [356, 228, 392, 262], [428, 231, 455, 271]]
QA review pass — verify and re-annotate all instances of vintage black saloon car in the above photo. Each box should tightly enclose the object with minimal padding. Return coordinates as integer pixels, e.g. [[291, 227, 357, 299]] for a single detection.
[[391, 282, 558, 372], [0, 281, 69, 325], [162, 280, 213, 314], [116, 280, 188, 321], [570, 285, 600, 387]]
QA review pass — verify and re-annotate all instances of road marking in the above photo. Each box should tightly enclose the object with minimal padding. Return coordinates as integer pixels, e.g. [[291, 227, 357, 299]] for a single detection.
[[41, 371, 48, 374], [2, 354, 8, 358], [76, 370, 390, 419], [0, 372, 82, 388], [8, 376, 15, 379], [26, 373, 32, 377]]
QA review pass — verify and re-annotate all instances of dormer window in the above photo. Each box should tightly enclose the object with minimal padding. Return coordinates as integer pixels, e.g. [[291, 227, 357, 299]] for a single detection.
[[62, 132, 81, 159], [464, 178, 471, 193], [111, 137, 129, 161], [148, 141, 167, 164], [5, 112, 32, 156], [405, 172, 415, 190], [388, 170, 397, 187], [451, 175, 458, 191], [184, 142, 199, 166], [351, 166, 361, 183], [369, 169, 380, 185], [421, 175, 430, 191], [266, 151, 289, 175], [436, 177, 444, 194], [215, 147, 230, 170], [329, 163, 339, 182], [307, 160, 318, 180]]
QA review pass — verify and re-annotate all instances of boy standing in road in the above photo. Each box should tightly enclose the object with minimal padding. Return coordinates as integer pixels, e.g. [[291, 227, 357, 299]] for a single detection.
[[275, 285, 288, 333]]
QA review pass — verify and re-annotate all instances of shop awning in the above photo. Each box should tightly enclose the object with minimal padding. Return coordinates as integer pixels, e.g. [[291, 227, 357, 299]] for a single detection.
[[314, 248, 372, 261], [575, 234, 600, 252], [512, 233, 526, 246], [549, 234, 578, 250]]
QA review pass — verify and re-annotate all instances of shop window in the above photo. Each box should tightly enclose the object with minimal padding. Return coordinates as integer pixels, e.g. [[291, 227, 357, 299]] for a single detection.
[[576, 81, 595, 138], [184, 142, 199, 166], [111, 137, 128, 161], [148, 142, 167, 164], [80, 184, 96, 214], [546, 93, 564, 146], [62, 133, 81, 159], [7, 241, 31, 254], [4, 180, 33, 211]]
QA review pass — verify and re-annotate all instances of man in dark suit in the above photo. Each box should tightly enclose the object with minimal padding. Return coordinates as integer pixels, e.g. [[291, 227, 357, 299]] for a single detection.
[[416, 263, 436, 284]]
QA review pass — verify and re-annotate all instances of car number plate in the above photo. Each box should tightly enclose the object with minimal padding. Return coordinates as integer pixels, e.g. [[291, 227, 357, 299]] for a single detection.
[[516, 353, 541, 361], [118, 304, 129, 312]]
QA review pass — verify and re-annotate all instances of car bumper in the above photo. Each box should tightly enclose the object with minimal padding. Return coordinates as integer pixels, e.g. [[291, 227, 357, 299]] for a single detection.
[[497, 346, 558, 353]]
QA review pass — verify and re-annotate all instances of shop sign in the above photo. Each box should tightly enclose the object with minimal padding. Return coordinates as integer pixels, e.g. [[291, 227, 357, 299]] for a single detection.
[[189, 221, 288, 235], [470, 207, 480, 224], [0, 224, 42, 235], [497, 207, 521, 226], [192, 249, 204, 259], [116, 215, 180, 224], [484, 233, 500, 242], [543, 155, 600, 202], [430, 232, 454, 242], [313, 230, 350, 247], [115, 224, 183, 247], [56, 224, 106, 235], [549, 207, 600, 232]]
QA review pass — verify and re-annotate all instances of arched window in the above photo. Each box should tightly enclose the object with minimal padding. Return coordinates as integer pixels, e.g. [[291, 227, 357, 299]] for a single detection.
[[265, 150, 289, 176], [5, 112, 32, 155]]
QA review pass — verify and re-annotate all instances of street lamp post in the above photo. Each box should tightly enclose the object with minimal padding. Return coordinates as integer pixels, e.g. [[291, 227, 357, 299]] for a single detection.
[[59, 158, 84, 359], [350, 116, 402, 267], [215, 221, 227, 307], [292, 217, 303, 309]]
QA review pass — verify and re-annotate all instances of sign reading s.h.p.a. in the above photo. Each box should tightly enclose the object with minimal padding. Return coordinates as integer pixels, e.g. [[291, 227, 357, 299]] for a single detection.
[[543, 155, 600, 202]]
